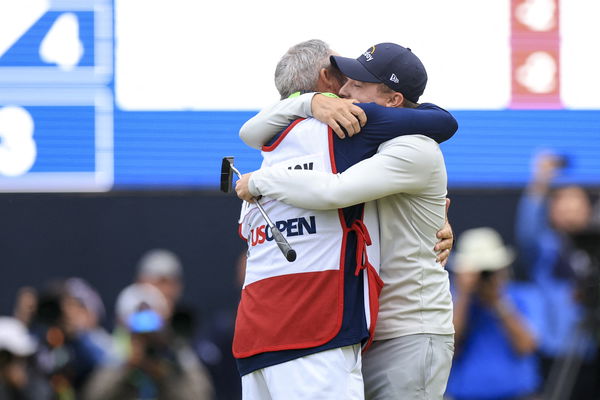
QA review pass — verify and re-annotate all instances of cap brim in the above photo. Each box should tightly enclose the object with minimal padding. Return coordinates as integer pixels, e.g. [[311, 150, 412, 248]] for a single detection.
[[451, 248, 515, 273], [0, 336, 37, 356], [12, 340, 36, 356], [330, 55, 380, 83]]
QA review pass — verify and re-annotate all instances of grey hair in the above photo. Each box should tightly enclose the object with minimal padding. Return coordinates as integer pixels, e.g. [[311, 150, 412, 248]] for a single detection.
[[274, 39, 333, 99]]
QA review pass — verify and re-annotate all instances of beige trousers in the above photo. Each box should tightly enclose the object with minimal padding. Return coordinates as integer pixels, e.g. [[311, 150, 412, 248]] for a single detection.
[[362, 334, 455, 400]]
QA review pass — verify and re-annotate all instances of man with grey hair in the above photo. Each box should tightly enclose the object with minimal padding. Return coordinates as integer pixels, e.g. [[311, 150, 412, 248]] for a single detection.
[[241, 39, 368, 147], [274, 39, 346, 99], [233, 39, 457, 400]]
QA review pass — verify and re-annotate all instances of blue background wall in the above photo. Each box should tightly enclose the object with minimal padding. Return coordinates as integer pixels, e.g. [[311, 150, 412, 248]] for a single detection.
[[111, 109, 600, 189]]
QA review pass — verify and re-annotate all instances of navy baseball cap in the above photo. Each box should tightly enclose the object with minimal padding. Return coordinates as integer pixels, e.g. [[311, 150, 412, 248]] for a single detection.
[[330, 43, 427, 103]]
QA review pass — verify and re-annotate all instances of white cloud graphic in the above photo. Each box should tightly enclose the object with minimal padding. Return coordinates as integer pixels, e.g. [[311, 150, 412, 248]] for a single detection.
[[515, 0, 556, 31], [516, 51, 557, 93]]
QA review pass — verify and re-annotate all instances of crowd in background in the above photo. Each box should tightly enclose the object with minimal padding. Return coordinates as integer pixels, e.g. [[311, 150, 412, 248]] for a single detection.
[[446, 151, 600, 400], [0, 248, 246, 400], [1, 150, 599, 400]]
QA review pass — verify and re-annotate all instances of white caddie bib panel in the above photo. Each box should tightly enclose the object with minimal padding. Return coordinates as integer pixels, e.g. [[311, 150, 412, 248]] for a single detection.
[[241, 118, 343, 288], [233, 118, 381, 359], [241, 344, 364, 400]]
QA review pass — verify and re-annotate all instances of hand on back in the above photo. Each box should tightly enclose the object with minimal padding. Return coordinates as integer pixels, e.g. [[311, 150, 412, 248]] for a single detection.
[[311, 94, 367, 139]]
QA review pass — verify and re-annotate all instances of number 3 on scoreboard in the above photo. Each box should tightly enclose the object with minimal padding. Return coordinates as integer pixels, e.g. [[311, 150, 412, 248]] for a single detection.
[[0, 106, 37, 177]]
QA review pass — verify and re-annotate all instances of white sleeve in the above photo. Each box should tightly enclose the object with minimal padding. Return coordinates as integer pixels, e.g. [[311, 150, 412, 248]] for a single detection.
[[239, 93, 316, 149], [250, 137, 435, 210]]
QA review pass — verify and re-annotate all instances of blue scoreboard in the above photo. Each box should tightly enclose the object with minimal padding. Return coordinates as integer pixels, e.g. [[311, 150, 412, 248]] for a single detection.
[[0, 0, 112, 191]]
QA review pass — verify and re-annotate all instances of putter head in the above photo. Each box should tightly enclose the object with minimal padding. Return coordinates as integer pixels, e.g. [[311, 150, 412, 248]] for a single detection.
[[220, 156, 235, 193]]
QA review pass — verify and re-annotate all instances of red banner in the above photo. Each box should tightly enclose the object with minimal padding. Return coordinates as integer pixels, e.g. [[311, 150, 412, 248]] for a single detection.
[[510, 0, 562, 109]]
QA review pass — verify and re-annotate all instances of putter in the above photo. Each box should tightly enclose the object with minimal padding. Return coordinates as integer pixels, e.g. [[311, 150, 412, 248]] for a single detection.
[[221, 156, 297, 262]]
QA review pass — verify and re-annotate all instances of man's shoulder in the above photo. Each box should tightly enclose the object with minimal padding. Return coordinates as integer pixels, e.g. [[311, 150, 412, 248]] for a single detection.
[[378, 134, 439, 150], [358, 102, 441, 112], [377, 135, 445, 177], [264, 117, 326, 147]]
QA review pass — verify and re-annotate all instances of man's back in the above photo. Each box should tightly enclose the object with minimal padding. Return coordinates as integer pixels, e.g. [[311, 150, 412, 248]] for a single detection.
[[368, 135, 453, 340], [235, 117, 382, 378]]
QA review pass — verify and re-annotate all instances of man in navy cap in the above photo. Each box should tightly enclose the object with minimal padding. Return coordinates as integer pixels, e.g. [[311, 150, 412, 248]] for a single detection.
[[331, 43, 428, 108], [237, 42, 455, 399]]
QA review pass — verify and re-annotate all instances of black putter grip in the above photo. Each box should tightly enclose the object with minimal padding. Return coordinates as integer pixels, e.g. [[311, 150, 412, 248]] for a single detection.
[[271, 226, 297, 262]]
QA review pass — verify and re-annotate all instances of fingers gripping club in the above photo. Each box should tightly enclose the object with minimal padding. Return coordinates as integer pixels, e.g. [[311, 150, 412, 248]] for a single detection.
[[220, 157, 297, 262]]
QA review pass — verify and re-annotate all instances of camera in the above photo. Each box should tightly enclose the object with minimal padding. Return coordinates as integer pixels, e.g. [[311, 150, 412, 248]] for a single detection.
[[479, 270, 494, 282], [554, 154, 570, 169]]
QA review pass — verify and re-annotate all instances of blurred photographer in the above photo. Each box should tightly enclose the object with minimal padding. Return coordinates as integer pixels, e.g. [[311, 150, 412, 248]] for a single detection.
[[83, 283, 214, 400], [515, 150, 598, 398], [446, 227, 544, 400], [28, 278, 113, 399], [0, 317, 51, 400]]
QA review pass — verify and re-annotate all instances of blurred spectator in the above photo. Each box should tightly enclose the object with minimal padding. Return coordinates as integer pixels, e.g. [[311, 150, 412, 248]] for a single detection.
[[446, 227, 543, 400], [0, 317, 52, 400], [194, 250, 245, 400], [29, 278, 113, 398], [136, 249, 183, 316], [115, 283, 170, 326], [61, 278, 116, 361], [111, 282, 170, 360], [516, 151, 599, 398], [12, 287, 38, 328], [83, 283, 214, 400], [135, 248, 240, 397], [135, 249, 198, 349]]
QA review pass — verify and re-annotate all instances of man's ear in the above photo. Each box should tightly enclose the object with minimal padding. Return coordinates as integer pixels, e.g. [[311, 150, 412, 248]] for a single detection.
[[386, 91, 405, 107], [317, 68, 335, 93]]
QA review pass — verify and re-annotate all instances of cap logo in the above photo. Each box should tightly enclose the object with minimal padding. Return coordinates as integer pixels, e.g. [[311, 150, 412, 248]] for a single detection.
[[363, 45, 376, 62], [390, 73, 399, 84]]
